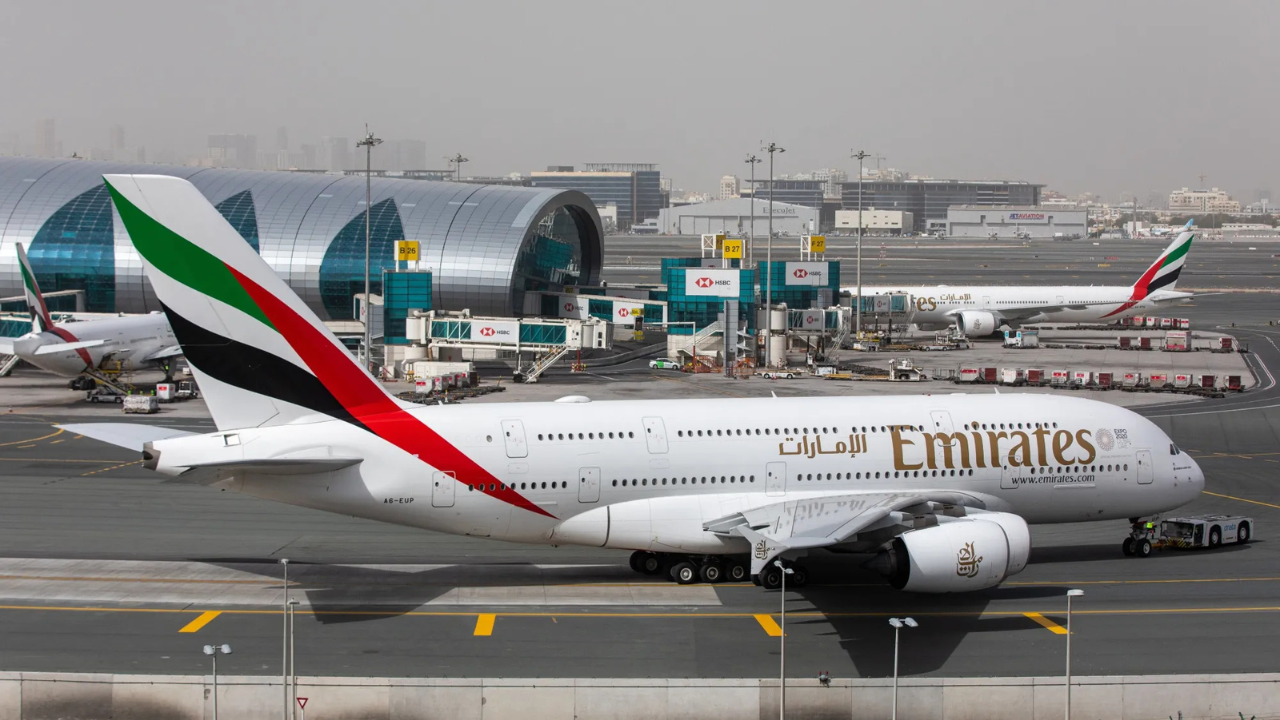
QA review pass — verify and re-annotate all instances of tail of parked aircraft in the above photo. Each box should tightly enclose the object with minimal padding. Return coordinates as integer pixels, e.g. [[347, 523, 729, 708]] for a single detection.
[[1132, 220, 1195, 297], [104, 174, 406, 432], [15, 243, 53, 333]]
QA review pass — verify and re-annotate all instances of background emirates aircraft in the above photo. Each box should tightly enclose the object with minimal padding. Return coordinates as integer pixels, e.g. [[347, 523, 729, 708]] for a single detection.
[[67, 175, 1204, 592], [848, 222, 1198, 336], [0, 242, 180, 379]]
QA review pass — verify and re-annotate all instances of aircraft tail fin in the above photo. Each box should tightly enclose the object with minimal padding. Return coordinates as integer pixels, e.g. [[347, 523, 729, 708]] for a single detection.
[[15, 243, 53, 333], [103, 174, 403, 432], [1132, 220, 1195, 297]]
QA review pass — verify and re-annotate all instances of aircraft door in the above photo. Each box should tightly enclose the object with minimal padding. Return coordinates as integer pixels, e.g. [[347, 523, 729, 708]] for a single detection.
[[501, 420, 528, 458], [578, 467, 601, 503], [1056, 295, 1065, 306], [982, 295, 992, 310], [766, 462, 787, 496], [1136, 450, 1153, 484], [432, 470, 456, 508], [1000, 463, 1019, 490], [642, 417, 669, 454]]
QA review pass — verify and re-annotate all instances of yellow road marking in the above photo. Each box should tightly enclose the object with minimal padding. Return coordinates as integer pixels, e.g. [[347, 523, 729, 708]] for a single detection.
[[1023, 612, 1068, 635], [178, 610, 221, 633], [79, 459, 143, 477], [1204, 491, 1280, 511], [474, 614, 495, 636], [0, 428, 64, 447], [754, 614, 783, 636], [0, 604, 1277, 621], [49, 439, 64, 444], [17, 445, 35, 449], [0, 457, 128, 464], [0, 573, 292, 586], [1008, 576, 1280, 587]]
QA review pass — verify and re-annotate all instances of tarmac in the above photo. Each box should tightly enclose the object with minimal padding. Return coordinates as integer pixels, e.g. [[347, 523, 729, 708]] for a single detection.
[[0, 240, 1278, 682]]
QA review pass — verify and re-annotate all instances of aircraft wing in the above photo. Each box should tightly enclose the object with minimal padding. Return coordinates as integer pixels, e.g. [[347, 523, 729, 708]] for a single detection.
[[57, 423, 196, 452], [33, 338, 106, 355], [142, 344, 184, 361], [704, 490, 992, 576], [0, 338, 13, 355]]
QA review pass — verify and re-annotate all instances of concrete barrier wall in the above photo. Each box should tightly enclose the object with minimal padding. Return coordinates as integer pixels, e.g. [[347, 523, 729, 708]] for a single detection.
[[0, 672, 1276, 720]]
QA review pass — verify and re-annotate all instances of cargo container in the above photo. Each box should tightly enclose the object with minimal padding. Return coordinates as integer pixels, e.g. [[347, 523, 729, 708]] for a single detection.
[[999, 368, 1022, 385], [1160, 317, 1173, 329], [1026, 369, 1044, 385], [1173, 373, 1192, 388], [1198, 374, 1216, 389], [1165, 331, 1189, 352], [1145, 317, 1159, 328], [981, 367, 998, 383], [1227, 375, 1243, 392], [1118, 336, 1132, 349], [1122, 372, 1141, 387], [1174, 318, 1191, 329], [1050, 369, 1070, 386], [1219, 337, 1234, 352], [957, 368, 980, 383], [1096, 372, 1113, 388], [1130, 316, 1144, 327], [1149, 372, 1169, 387], [1071, 370, 1092, 386], [1139, 337, 1152, 350], [155, 383, 175, 402]]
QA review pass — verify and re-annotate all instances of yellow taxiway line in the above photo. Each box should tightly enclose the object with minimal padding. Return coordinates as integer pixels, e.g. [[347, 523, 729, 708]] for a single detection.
[[178, 610, 222, 633], [1203, 490, 1280, 511], [473, 613, 496, 636], [754, 614, 783, 636], [1022, 612, 1068, 635]]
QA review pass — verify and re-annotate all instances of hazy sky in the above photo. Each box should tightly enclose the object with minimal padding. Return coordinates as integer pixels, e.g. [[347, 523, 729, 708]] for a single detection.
[[2, 0, 1275, 200]]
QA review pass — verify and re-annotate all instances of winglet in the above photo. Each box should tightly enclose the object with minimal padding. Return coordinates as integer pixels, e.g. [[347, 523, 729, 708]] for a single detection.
[[15, 243, 53, 333]]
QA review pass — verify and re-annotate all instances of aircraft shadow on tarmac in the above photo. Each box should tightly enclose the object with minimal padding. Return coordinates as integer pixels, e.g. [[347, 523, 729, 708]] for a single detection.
[[747, 555, 1069, 678], [1030, 540, 1257, 564]]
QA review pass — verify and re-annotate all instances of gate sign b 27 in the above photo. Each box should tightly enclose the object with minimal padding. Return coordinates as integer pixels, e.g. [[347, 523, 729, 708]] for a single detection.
[[684, 268, 740, 298], [468, 320, 519, 344], [785, 262, 829, 286]]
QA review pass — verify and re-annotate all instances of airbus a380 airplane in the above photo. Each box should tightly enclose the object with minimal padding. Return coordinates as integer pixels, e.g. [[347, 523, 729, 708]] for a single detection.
[[0, 243, 180, 379], [66, 175, 1204, 593], [849, 222, 1199, 336]]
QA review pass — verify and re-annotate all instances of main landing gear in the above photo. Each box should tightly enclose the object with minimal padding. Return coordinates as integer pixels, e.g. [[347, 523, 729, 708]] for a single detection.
[[628, 551, 806, 589]]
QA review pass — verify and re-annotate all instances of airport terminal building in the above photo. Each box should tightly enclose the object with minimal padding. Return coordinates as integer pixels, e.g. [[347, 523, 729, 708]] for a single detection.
[[947, 205, 1088, 239], [0, 158, 603, 318]]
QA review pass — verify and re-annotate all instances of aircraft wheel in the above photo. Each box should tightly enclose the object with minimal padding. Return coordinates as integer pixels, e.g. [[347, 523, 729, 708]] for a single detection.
[[671, 562, 699, 585], [629, 551, 649, 573], [637, 553, 662, 575], [725, 561, 748, 582], [699, 562, 723, 584], [760, 566, 784, 590], [1136, 538, 1152, 557], [791, 565, 808, 588], [1122, 537, 1135, 556]]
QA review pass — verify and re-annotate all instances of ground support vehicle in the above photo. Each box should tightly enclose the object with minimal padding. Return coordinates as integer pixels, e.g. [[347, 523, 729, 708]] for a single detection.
[[1122, 514, 1253, 557], [649, 358, 680, 370]]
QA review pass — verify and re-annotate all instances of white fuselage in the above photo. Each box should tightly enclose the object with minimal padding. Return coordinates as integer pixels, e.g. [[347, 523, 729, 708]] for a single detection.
[[851, 285, 1192, 327], [10, 313, 176, 377], [148, 393, 1203, 555]]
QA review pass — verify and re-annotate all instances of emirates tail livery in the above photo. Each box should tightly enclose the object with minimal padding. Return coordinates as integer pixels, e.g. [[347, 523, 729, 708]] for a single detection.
[[65, 175, 1204, 592], [0, 242, 180, 377], [852, 223, 1199, 336]]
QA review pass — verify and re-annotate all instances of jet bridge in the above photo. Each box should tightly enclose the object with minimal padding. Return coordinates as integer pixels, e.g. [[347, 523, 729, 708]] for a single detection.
[[405, 310, 611, 383]]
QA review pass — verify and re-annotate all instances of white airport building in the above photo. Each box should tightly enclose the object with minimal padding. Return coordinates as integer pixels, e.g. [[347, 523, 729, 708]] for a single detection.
[[656, 198, 818, 236], [834, 209, 914, 235], [946, 205, 1088, 239]]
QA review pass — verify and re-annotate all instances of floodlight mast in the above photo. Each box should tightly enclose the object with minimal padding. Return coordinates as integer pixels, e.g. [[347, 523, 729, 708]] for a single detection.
[[762, 142, 784, 368], [356, 128, 383, 372]]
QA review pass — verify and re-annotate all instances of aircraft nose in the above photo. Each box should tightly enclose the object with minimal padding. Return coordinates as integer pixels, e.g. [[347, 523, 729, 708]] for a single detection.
[[1190, 457, 1206, 497]]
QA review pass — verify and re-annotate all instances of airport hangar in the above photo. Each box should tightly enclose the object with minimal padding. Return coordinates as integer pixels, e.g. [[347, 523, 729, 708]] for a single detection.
[[0, 157, 604, 320]]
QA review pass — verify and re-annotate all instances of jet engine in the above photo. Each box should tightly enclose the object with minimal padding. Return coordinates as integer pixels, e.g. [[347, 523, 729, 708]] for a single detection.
[[872, 512, 1030, 593], [955, 310, 999, 337]]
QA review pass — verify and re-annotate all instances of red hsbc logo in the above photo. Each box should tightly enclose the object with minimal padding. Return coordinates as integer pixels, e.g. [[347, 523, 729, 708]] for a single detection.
[[806, 315, 817, 324], [695, 277, 714, 288], [564, 303, 575, 311], [618, 308, 630, 317], [793, 269, 808, 278], [479, 327, 496, 336]]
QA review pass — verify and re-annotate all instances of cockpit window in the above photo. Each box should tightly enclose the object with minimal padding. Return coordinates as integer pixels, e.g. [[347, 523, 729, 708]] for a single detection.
[[1170, 443, 1180, 455]]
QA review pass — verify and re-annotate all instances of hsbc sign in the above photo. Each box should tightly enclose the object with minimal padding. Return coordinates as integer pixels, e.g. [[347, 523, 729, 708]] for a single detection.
[[613, 302, 645, 326], [785, 262, 829, 286], [558, 295, 587, 320], [468, 320, 520, 344], [684, 268, 740, 298]]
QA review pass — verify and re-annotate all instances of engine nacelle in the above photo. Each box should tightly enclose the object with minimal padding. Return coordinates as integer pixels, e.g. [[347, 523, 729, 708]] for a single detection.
[[956, 310, 999, 336], [874, 512, 1030, 593]]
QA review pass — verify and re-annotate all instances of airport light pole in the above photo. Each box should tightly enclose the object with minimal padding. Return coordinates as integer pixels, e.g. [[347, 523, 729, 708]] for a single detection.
[[357, 128, 382, 373], [762, 142, 784, 368], [851, 150, 869, 338], [745, 154, 761, 268], [1065, 589, 1083, 720], [279, 558, 289, 720], [773, 559, 794, 720], [203, 643, 232, 720], [289, 599, 300, 719], [447, 153, 469, 183], [888, 617, 917, 720]]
